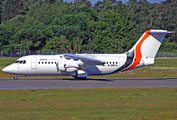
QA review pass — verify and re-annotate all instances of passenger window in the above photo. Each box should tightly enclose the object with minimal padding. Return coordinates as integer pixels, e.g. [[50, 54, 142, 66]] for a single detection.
[[51, 62, 53, 64], [42, 62, 44, 64], [45, 62, 47, 64], [39, 62, 40, 64], [48, 62, 50, 64]]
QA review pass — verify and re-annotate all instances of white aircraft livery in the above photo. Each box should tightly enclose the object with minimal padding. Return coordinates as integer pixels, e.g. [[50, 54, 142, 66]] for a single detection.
[[2, 30, 168, 79]]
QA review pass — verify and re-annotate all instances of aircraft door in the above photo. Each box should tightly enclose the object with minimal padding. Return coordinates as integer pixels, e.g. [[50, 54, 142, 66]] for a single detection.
[[58, 60, 65, 71], [31, 57, 37, 69], [119, 57, 126, 69]]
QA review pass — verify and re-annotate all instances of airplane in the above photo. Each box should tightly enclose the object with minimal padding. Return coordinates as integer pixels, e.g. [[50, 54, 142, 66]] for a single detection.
[[2, 30, 169, 80]]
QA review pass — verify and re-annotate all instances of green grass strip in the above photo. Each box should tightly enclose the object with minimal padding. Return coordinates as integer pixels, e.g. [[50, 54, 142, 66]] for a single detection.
[[0, 88, 176, 119]]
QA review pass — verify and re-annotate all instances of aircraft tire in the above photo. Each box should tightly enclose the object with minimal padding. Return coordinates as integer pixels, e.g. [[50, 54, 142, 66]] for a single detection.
[[74, 76, 87, 80], [13, 76, 18, 80], [74, 76, 78, 79], [79, 77, 87, 80]]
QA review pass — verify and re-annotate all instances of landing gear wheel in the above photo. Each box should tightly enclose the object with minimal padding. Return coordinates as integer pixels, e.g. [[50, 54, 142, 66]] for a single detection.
[[74, 76, 87, 80], [13, 76, 18, 80], [79, 77, 87, 80]]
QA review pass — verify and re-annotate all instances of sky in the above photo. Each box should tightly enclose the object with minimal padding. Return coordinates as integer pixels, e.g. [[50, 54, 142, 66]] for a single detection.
[[64, 0, 166, 5]]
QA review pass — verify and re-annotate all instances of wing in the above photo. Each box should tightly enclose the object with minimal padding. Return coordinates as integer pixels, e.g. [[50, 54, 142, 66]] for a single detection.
[[64, 54, 105, 65]]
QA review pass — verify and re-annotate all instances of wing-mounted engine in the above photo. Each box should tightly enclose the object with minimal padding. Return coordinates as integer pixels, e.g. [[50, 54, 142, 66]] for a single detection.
[[56, 62, 79, 73], [65, 64, 79, 72]]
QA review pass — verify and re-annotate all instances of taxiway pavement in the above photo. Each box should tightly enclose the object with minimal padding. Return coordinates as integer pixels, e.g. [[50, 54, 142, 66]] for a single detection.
[[0, 77, 177, 90]]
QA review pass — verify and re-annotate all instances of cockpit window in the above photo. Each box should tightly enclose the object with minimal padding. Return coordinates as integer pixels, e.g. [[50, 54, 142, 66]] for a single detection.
[[19, 61, 23, 64], [23, 60, 26, 64], [15, 60, 26, 64], [15, 60, 20, 63]]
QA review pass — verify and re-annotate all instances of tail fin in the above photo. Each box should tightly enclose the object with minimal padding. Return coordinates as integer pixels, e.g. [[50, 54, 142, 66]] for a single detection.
[[124, 30, 167, 71]]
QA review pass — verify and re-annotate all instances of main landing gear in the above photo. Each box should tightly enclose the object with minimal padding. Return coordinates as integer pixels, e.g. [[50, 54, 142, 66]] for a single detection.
[[74, 76, 87, 80]]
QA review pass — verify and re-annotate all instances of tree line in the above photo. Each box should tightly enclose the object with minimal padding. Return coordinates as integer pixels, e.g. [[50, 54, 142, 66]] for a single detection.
[[0, 0, 177, 53]]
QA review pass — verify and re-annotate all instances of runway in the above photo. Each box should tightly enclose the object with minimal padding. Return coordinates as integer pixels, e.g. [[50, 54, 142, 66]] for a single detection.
[[0, 77, 177, 90]]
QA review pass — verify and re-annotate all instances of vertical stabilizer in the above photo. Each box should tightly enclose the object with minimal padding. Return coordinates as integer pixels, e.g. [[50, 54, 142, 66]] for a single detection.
[[124, 30, 167, 71]]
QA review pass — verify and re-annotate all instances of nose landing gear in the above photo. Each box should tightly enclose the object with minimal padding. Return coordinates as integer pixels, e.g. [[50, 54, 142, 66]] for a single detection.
[[13, 76, 18, 80]]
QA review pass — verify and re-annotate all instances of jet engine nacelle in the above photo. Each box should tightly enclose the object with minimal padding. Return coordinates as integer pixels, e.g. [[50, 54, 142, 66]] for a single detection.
[[57, 62, 79, 72], [66, 67, 78, 72], [65, 64, 79, 73]]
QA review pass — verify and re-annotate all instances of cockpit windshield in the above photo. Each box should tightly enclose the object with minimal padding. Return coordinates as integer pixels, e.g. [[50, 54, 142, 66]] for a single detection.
[[15, 60, 26, 64]]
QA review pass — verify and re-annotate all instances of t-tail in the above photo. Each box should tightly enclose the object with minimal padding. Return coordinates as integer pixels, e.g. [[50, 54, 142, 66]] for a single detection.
[[122, 30, 168, 71]]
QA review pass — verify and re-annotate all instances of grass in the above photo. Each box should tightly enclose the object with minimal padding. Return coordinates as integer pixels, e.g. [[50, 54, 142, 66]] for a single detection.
[[0, 88, 176, 119], [0, 57, 18, 69], [1, 57, 177, 78]]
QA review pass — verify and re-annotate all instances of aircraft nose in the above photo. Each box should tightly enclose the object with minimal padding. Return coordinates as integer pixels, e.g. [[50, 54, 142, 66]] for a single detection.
[[2, 64, 18, 74], [2, 66, 9, 73]]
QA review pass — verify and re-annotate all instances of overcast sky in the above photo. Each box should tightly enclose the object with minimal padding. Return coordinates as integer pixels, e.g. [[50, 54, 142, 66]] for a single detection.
[[64, 0, 166, 5]]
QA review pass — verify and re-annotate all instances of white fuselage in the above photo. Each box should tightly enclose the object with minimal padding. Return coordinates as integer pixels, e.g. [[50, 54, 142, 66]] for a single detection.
[[3, 54, 127, 76]]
